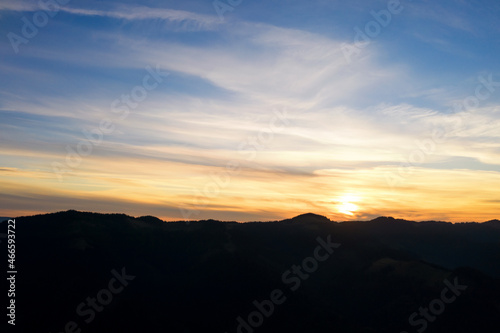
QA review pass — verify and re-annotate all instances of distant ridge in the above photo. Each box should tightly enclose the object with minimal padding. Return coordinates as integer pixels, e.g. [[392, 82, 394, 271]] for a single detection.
[[368, 216, 409, 223], [3, 210, 499, 224]]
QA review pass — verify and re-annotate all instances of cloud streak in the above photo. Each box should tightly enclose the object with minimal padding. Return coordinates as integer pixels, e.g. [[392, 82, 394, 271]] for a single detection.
[[0, 1, 221, 32]]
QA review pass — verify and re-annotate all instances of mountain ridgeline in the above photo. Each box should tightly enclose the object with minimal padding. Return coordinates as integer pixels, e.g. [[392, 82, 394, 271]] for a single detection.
[[3, 211, 500, 333]]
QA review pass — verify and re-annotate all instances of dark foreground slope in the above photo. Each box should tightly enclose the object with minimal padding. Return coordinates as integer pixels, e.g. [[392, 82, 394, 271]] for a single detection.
[[2, 211, 500, 333]]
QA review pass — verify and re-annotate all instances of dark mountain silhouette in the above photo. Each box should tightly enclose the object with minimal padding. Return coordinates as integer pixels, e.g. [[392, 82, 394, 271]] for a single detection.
[[283, 212, 333, 224], [369, 216, 411, 223], [484, 219, 500, 229], [2, 210, 499, 333]]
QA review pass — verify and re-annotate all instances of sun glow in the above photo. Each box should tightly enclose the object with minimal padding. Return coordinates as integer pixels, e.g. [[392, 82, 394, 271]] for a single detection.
[[336, 194, 360, 216]]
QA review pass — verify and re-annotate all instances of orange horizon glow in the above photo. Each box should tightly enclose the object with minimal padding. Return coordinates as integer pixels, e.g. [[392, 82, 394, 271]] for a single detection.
[[1, 159, 499, 223]]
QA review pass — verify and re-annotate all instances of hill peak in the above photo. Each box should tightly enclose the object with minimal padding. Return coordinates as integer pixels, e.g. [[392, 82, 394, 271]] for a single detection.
[[288, 213, 331, 223], [484, 219, 500, 229], [370, 216, 410, 223]]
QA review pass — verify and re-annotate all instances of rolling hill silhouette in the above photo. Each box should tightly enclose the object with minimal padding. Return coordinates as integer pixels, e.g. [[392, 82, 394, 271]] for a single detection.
[[2, 210, 499, 333]]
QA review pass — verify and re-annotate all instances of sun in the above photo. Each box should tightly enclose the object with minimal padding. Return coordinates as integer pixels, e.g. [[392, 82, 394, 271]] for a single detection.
[[336, 194, 360, 216]]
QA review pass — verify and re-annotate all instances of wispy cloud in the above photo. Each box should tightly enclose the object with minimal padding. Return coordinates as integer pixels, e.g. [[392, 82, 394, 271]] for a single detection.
[[0, 1, 221, 31], [63, 5, 221, 31]]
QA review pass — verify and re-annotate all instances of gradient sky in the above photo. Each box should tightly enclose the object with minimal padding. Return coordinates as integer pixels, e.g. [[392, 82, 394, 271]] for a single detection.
[[1, 0, 500, 222]]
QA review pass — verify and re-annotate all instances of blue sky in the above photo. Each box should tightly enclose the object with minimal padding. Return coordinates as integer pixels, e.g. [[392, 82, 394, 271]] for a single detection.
[[1, 0, 500, 221]]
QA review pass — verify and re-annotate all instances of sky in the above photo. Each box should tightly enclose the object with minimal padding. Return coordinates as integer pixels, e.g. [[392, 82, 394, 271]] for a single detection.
[[1, 0, 500, 222]]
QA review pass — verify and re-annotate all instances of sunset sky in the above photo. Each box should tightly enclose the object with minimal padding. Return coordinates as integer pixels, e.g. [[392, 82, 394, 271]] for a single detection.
[[1, 0, 500, 222]]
